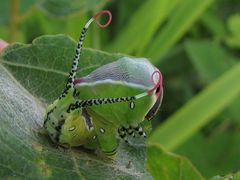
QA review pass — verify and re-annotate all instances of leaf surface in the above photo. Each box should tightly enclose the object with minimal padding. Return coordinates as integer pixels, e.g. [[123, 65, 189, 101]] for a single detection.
[[146, 145, 204, 180], [0, 35, 151, 179]]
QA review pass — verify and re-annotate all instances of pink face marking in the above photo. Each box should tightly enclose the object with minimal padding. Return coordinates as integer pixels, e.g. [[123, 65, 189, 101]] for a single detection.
[[74, 78, 85, 85]]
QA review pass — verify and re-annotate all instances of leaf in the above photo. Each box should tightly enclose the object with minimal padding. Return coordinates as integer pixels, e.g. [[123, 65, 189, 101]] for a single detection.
[[176, 131, 240, 177], [200, 12, 226, 40], [185, 40, 240, 121], [0, 37, 152, 179], [185, 40, 236, 83], [225, 14, 240, 48], [0, 35, 123, 103], [146, 0, 216, 63], [210, 172, 240, 180], [107, 0, 179, 55], [147, 62, 240, 150], [146, 145, 204, 180], [38, 0, 110, 17]]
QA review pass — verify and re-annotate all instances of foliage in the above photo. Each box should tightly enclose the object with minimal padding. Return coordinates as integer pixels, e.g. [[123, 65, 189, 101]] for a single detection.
[[0, 0, 240, 179]]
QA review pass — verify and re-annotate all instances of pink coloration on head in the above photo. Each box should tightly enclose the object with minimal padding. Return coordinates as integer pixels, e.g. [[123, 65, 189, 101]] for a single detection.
[[93, 10, 112, 28], [0, 39, 8, 53], [74, 78, 85, 85], [148, 69, 163, 97]]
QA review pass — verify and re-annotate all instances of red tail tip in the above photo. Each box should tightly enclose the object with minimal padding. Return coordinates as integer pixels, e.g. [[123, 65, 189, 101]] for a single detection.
[[93, 10, 112, 28], [148, 70, 163, 96]]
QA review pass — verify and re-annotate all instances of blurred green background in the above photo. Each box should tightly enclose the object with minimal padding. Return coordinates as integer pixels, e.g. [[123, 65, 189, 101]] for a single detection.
[[1, 0, 240, 178]]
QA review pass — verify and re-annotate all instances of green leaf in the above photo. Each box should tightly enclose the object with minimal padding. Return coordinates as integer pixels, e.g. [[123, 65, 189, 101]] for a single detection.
[[38, 0, 109, 17], [176, 132, 240, 177], [200, 12, 226, 40], [185, 40, 240, 122], [107, 0, 179, 55], [146, 0, 216, 63], [227, 14, 240, 36], [0, 36, 152, 179], [225, 14, 240, 48], [0, 35, 123, 103], [185, 40, 236, 83], [146, 145, 204, 180], [210, 172, 240, 180], [147, 62, 240, 150]]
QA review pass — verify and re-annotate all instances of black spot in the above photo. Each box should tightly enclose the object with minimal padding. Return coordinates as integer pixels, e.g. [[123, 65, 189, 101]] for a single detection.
[[87, 100, 93, 106], [130, 96, 135, 100], [120, 134, 126, 138], [55, 135, 59, 142], [122, 127, 127, 131], [156, 86, 160, 94], [134, 127, 139, 131], [128, 131, 133, 135], [55, 126, 61, 131], [93, 99, 97, 105], [82, 101, 87, 107]]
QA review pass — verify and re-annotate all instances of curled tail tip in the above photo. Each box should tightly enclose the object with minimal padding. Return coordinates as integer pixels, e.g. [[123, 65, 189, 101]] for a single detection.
[[93, 10, 112, 28]]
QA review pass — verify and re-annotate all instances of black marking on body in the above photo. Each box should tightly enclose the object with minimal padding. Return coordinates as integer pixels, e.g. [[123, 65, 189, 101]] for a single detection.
[[145, 88, 163, 120], [73, 89, 80, 97], [44, 106, 57, 126], [81, 109, 94, 131], [54, 119, 66, 142]]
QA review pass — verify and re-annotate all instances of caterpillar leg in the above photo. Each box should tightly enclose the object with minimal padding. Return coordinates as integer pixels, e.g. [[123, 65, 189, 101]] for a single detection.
[[97, 127, 118, 157], [126, 126, 136, 137], [133, 125, 147, 138], [88, 109, 118, 158], [118, 125, 147, 143], [118, 127, 129, 143]]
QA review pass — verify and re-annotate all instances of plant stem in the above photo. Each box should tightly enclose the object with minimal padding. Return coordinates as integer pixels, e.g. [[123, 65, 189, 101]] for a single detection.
[[9, 0, 19, 43]]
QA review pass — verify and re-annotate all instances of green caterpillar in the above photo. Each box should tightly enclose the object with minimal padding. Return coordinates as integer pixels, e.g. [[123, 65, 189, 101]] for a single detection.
[[44, 10, 163, 156]]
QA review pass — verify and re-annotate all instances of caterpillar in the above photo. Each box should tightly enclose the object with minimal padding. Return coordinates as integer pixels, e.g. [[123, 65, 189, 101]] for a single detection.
[[44, 10, 163, 156]]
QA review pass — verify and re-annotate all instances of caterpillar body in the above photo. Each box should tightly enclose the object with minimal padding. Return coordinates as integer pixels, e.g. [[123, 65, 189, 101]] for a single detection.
[[44, 10, 163, 156]]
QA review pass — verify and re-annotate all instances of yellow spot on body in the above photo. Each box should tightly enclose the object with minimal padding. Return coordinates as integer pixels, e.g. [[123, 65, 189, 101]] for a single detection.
[[38, 160, 51, 177], [32, 142, 43, 153]]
